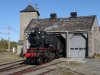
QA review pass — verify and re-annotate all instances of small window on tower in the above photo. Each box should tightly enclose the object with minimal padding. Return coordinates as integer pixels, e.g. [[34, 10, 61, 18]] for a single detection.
[[28, 17, 31, 20]]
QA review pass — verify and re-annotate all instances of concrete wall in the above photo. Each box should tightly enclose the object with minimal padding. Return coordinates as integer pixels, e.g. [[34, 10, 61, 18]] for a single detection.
[[88, 32, 94, 57]]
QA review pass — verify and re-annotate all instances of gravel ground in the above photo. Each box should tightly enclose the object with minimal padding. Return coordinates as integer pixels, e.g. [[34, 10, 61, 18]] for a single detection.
[[0, 52, 24, 64], [44, 58, 100, 75]]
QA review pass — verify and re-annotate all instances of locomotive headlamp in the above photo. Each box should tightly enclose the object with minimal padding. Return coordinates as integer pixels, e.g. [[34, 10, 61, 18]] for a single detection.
[[50, 45, 52, 47], [26, 36, 28, 39], [38, 32, 40, 34], [26, 34, 29, 39]]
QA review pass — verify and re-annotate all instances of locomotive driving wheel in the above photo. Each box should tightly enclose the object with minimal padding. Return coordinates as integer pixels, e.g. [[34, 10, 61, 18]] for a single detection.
[[55, 52, 60, 59], [26, 58, 29, 64], [26, 57, 34, 64], [36, 57, 43, 65], [49, 52, 55, 61]]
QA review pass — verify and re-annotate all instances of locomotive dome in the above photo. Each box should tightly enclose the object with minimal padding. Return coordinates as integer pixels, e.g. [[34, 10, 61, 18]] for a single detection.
[[31, 27, 39, 33]]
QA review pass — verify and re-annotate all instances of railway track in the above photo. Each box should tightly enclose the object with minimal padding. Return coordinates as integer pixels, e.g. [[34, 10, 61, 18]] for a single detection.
[[0, 60, 24, 67], [9, 61, 63, 75], [0, 60, 86, 75], [0, 63, 26, 72], [0, 60, 26, 73]]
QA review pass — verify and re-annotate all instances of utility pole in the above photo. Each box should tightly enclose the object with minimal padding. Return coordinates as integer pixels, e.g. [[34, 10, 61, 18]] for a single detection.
[[8, 26, 10, 52]]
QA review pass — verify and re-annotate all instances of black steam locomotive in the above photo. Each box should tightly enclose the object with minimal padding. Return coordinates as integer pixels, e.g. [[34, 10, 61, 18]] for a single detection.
[[25, 27, 65, 64]]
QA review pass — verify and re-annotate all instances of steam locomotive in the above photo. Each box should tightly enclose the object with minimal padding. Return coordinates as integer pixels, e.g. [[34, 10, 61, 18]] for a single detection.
[[24, 27, 65, 64]]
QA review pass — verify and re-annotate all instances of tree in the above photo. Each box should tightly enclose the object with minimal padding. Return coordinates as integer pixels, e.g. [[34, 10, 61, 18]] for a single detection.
[[10, 41, 17, 49], [0, 38, 17, 52]]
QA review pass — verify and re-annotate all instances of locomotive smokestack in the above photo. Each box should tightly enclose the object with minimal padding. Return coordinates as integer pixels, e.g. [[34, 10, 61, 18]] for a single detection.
[[34, 27, 39, 33], [50, 13, 57, 19], [70, 12, 77, 18]]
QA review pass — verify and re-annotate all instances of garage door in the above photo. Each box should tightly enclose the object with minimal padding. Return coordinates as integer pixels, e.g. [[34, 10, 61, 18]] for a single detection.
[[70, 34, 86, 58]]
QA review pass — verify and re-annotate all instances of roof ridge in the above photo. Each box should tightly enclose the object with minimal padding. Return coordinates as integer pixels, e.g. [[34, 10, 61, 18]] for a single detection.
[[20, 4, 40, 16], [20, 5, 36, 12], [31, 15, 96, 21]]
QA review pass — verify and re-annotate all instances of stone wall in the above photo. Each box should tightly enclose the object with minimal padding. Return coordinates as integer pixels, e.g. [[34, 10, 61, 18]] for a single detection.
[[20, 12, 38, 40], [90, 17, 100, 56], [94, 31, 100, 54]]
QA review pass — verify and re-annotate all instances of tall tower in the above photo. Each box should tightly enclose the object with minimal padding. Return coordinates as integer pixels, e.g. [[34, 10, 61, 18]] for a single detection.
[[20, 4, 40, 40]]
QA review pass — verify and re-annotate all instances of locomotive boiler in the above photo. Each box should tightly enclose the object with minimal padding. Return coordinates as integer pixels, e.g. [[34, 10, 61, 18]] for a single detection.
[[24, 27, 65, 64]]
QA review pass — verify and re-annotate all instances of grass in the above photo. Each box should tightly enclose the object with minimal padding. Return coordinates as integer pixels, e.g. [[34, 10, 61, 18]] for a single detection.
[[0, 52, 23, 64], [0, 49, 6, 52], [93, 53, 100, 58]]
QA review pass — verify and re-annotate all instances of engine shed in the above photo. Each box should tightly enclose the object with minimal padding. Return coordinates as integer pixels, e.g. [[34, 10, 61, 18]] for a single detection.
[[46, 31, 88, 58], [23, 12, 100, 58]]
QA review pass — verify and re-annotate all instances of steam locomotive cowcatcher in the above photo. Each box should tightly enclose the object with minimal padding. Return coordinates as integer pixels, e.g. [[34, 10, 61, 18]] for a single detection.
[[24, 27, 65, 64]]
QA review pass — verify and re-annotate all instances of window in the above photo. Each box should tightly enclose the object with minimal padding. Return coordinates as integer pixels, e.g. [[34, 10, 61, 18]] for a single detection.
[[71, 48, 74, 50], [79, 48, 83, 50], [75, 48, 78, 50]]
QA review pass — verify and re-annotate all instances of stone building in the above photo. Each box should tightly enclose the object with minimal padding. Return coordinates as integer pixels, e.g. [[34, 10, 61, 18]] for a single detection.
[[17, 4, 40, 54], [19, 4, 100, 58], [20, 4, 40, 40]]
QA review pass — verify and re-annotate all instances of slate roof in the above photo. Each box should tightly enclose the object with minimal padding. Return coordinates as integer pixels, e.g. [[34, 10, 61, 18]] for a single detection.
[[25, 15, 96, 33], [20, 5, 40, 16]]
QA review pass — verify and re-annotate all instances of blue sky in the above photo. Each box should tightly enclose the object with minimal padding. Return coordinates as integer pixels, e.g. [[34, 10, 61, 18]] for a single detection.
[[0, 0, 100, 42]]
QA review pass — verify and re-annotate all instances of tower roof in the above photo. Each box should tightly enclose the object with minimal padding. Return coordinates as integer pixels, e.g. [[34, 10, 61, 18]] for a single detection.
[[20, 5, 40, 16]]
